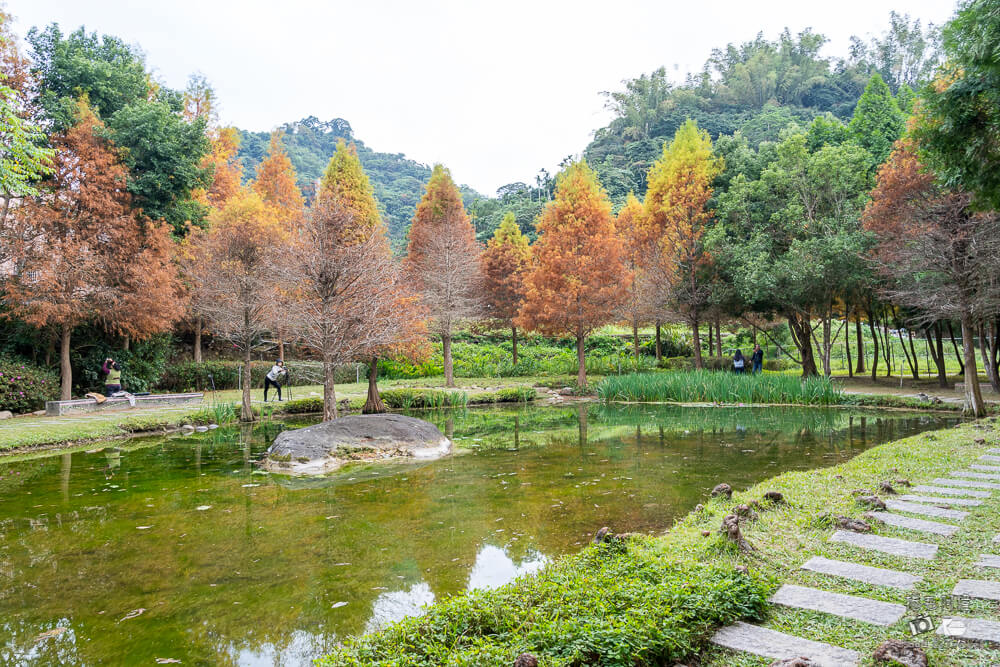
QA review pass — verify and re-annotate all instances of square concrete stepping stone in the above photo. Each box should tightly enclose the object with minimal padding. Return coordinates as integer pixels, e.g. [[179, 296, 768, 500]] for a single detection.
[[866, 511, 960, 536], [911, 485, 990, 498], [979, 455, 1000, 464], [771, 584, 906, 625], [994, 534, 1000, 544], [885, 499, 968, 520], [710, 621, 860, 666], [800, 556, 920, 590], [954, 579, 1000, 601], [953, 471, 1000, 481], [975, 554, 1000, 569], [932, 477, 1000, 490], [970, 464, 1000, 472], [898, 494, 983, 506], [987, 448, 1000, 454], [829, 530, 938, 560], [936, 616, 1000, 644]]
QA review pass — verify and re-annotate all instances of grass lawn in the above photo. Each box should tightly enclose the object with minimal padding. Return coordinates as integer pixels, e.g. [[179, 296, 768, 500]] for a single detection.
[[318, 417, 1000, 665]]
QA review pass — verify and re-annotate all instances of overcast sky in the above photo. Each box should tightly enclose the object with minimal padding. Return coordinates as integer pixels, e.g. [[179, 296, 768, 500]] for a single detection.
[[8, 0, 957, 196]]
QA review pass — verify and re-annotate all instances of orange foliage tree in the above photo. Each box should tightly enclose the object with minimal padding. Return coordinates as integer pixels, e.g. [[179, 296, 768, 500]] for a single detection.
[[614, 193, 656, 365], [188, 189, 288, 420], [7, 104, 182, 399], [644, 119, 723, 368], [518, 160, 630, 387], [481, 212, 531, 365], [254, 132, 306, 221], [406, 165, 481, 387], [864, 138, 1000, 417]]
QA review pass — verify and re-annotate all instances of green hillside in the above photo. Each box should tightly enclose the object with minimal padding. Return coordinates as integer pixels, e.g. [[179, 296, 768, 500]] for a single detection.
[[237, 116, 482, 241]]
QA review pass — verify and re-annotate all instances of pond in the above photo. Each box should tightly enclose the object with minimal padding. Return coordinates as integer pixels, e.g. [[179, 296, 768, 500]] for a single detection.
[[0, 404, 958, 665]]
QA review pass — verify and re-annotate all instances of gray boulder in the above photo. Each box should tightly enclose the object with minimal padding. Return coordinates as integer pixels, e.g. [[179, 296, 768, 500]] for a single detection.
[[263, 414, 451, 475]]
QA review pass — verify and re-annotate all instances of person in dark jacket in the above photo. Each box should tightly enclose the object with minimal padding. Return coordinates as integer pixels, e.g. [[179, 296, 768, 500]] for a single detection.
[[751, 344, 764, 373], [732, 350, 746, 374]]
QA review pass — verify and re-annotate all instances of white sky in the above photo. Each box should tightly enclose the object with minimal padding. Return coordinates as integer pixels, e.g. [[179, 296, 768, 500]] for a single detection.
[[8, 0, 957, 196]]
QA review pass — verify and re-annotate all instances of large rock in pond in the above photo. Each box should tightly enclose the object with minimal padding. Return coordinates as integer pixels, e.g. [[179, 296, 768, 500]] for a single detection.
[[263, 414, 451, 475]]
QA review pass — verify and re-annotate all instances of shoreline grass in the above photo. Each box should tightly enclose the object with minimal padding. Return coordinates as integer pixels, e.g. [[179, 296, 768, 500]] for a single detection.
[[597, 370, 845, 405], [317, 416, 1000, 666]]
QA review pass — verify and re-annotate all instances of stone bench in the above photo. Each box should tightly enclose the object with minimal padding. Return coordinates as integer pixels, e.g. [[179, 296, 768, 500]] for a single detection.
[[45, 393, 204, 416]]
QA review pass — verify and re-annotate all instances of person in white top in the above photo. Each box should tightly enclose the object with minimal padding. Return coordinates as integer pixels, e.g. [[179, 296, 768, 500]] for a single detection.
[[264, 360, 287, 402]]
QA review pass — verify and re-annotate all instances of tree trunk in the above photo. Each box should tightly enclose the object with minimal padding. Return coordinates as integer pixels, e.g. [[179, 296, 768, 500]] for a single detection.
[[278, 337, 285, 362], [925, 323, 948, 389], [122, 336, 130, 352], [979, 322, 1000, 392], [990, 317, 1000, 392], [576, 334, 587, 388], [193, 317, 203, 363], [868, 311, 879, 381], [363, 356, 386, 414], [442, 333, 454, 388], [907, 329, 920, 380], [692, 316, 703, 369], [511, 325, 519, 366], [707, 323, 713, 359], [323, 355, 339, 421], [632, 318, 640, 369], [854, 312, 865, 374], [897, 328, 916, 380], [787, 313, 818, 377], [654, 320, 662, 362], [882, 318, 892, 377], [948, 320, 965, 375], [961, 315, 987, 417], [241, 345, 254, 422], [821, 315, 832, 377], [715, 318, 722, 358], [60, 323, 72, 401], [845, 312, 853, 378]]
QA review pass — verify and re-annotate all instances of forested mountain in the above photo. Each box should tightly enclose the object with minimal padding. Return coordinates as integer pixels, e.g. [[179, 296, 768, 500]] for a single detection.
[[237, 117, 482, 241]]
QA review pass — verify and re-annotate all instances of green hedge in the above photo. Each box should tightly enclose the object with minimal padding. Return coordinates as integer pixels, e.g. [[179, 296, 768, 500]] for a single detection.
[[0, 356, 59, 413], [596, 370, 845, 405], [158, 360, 359, 392], [318, 538, 768, 666]]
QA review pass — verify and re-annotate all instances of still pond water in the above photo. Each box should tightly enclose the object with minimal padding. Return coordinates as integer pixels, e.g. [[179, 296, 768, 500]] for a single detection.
[[0, 404, 957, 665]]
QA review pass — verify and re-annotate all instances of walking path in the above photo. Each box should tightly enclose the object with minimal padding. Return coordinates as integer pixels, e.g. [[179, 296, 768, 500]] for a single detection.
[[710, 445, 1000, 665]]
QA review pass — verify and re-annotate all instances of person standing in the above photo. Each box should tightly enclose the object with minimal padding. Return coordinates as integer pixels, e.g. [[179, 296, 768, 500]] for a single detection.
[[264, 360, 287, 402], [732, 350, 746, 374], [751, 344, 764, 374], [101, 358, 123, 396]]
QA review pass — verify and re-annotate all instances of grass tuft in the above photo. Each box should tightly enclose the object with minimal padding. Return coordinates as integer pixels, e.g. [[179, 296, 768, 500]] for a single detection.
[[596, 370, 844, 405]]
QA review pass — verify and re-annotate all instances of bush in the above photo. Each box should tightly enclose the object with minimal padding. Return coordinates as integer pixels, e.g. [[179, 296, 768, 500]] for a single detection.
[[0, 356, 59, 413], [76, 334, 173, 393], [380, 388, 469, 409], [158, 360, 359, 392], [318, 538, 768, 666], [596, 370, 845, 405], [763, 358, 798, 371], [659, 356, 736, 371], [282, 397, 325, 414]]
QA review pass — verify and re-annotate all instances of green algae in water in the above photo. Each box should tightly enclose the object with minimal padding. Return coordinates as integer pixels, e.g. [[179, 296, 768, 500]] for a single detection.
[[0, 404, 956, 665]]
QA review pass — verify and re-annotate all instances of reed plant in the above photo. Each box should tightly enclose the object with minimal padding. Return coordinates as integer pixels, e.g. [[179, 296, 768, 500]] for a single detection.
[[596, 370, 844, 405]]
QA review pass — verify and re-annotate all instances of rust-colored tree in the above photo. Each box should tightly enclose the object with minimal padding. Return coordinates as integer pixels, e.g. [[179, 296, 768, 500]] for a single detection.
[[864, 138, 1000, 417], [406, 164, 481, 387], [614, 193, 657, 365], [200, 126, 242, 209], [288, 141, 421, 420], [254, 132, 305, 221], [644, 119, 723, 369], [189, 189, 288, 420], [481, 212, 531, 365], [6, 104, 182, 399], [518, 160, 630, 387]]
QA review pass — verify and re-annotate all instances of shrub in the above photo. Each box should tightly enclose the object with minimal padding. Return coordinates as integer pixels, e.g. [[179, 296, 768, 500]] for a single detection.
[[282, 397, 325, 414], [659, 356, 737, 371], [0, 356, 60, 413], [318, 538, 768, 666], [76, 334, 173, 393], [380, 388, 470, 409], [596, 370, 845, 405], [763, 358, 798, 371], [158, 360, 358, 392]]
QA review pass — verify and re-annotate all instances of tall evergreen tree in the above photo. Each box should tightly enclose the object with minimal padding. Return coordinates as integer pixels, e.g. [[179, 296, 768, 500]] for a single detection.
[[253, 132, 305, 220], [849, 73, 906, 170]]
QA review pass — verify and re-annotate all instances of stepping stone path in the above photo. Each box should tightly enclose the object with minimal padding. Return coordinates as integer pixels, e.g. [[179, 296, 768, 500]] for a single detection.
[[801, 556, 919, 589], [711, 448, 1000, 662], [898, 493, 983, 506], [931, 477, 1000, 490], [865, 511, 960, 537], [954, 579, 1000, 601], [884, 499, 968, 520], [710, 622, 860, 666], [911, 484, 990, 497], [975, 554, 1000, 569], [828, 530, 938, 559], [953, 470, 1000, 481], [770, 584, 906, 625]]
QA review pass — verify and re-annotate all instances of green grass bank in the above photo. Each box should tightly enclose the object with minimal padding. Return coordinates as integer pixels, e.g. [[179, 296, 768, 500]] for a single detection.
[[319, 417, 1000, 666]]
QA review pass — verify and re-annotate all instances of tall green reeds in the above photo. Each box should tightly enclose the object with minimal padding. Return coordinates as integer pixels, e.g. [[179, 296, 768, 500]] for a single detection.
[[596, 370, 844, 405]]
